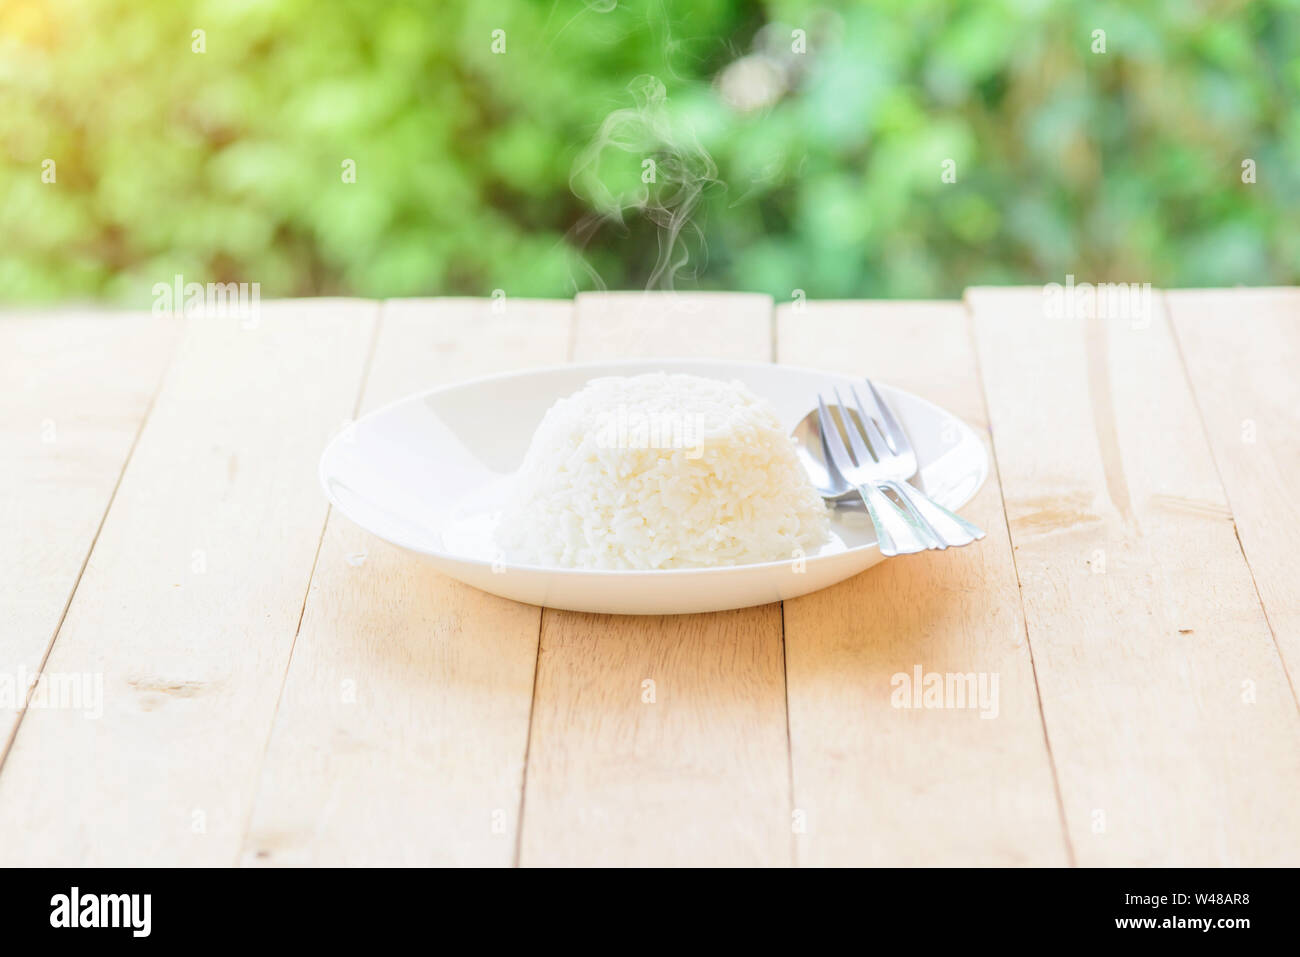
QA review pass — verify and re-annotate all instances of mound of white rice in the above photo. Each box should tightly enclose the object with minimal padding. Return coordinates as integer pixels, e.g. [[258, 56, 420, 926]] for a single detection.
[[494, 372, 830, 569]]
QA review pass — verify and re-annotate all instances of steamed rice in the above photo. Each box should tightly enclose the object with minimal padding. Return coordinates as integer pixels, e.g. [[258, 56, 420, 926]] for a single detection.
[[494, 372, 830, 569]]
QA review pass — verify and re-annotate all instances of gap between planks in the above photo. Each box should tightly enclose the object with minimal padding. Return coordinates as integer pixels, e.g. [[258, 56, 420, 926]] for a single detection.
[[233, 307, 386, 862], [965, 285, 1300, 865], [0, 300, 381, 866], [0, 323, 181, 777], [1163, 291, 1300, 716], [960, 292, 1077, 866], [237, 299, 569, 867], [779, 300, 1068, 866], [517, 292, 790, 867], [15, 292, 1290, 867]]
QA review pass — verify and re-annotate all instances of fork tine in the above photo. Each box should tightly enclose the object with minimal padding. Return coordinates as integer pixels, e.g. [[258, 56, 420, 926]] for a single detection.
[[864, 378, 910, 456], [817, 394, 856, 472], [834, 386, 876, 463], [848, 385, 893, 458]]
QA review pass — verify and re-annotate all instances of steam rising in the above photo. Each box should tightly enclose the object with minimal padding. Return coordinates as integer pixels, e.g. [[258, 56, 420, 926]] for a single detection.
[[566, 74, 721, 292]]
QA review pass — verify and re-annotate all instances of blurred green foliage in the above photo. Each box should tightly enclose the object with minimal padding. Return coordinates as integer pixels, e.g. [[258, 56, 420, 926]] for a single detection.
[[2, 0, 1298, 303]]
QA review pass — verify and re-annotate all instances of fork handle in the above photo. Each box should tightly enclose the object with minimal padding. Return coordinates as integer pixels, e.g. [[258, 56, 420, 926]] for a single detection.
[[853, 483, 934, 556], [886, 480, 985, 546]]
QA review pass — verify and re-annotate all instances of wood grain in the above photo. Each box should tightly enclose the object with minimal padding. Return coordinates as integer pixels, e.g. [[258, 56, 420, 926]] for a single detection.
[[0, 314, 179, 746], [0, 301, 377, 866], [1166, 288, 1300, 695], [3, 290, 1297, 868], [572, 290, 773, 361], [241, 298, 571, 866], [518, 292, 793, 867], [777, 301, 1069, 866], [967, 286, 1300, 866]]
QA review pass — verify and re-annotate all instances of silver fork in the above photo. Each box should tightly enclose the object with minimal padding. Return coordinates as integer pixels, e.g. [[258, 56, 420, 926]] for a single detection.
[[848, 380, 985, 548], [816, 395, 935, 556]]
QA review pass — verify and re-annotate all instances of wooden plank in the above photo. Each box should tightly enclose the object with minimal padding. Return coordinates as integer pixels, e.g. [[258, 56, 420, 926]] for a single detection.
[[1166, 288, 1300, 694], [1, 314, 179, 745], [571, 290, 772, 360], [777, 301, 1069, 866], [241, 298, 572, 866], [966, 286, 1300, 865], [0, 300, 378, 866], [517, 292, 792, 867]]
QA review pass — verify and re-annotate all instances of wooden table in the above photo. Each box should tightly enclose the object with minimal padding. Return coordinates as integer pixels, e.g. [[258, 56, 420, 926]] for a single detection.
[[2, 288, 1298, 867]]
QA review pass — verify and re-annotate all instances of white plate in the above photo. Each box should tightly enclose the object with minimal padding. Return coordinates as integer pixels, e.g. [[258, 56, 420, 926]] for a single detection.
[[319, 359, 988, 615]]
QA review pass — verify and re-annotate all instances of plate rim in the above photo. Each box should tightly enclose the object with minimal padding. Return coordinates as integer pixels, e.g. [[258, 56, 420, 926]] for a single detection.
[[319, 357, 990, 578]]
